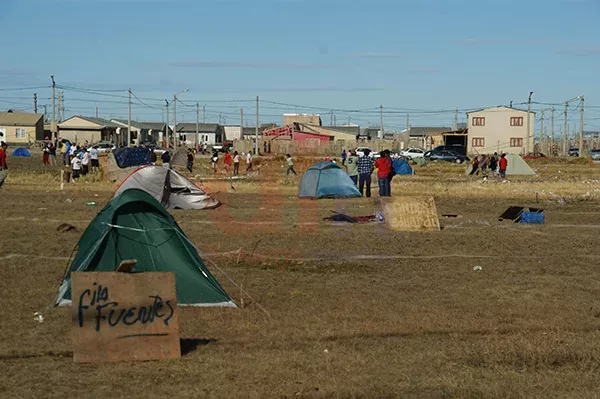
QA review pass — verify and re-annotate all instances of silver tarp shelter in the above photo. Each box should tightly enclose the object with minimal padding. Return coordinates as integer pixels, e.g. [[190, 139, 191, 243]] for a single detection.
[[114, 165, 221, 210]]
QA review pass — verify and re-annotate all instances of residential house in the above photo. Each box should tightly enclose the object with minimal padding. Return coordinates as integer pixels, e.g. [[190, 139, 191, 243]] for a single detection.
[[466, 106, 535, 155], [223, 125, 243, 141], [283, 114, 322, 126], [174, 123, 224, 145], [112, 120, 169, 144], [0, 111, 44, 144], [58, 116, 121, 145], [396, 126, 452, 148]]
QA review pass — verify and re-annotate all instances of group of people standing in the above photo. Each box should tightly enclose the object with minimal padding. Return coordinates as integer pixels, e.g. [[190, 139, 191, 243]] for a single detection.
[[55, 140, 100, 181], [211, 150, 253, 175], [469, 153, 508, 178], [342, 149, 395, 198]]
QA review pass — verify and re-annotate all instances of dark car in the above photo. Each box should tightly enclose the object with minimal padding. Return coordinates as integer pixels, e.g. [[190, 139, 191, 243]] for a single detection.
[[568, 148, 580, 157], [424, 149, 469, 163], [431, 144, 467, 156], [590, 149, 600, 161], [522, 152, 546, 160]]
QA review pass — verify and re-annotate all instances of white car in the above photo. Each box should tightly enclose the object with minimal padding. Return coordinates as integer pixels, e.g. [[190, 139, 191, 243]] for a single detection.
[[354, 147, 381, 159], [93, 142, 116, 154], [400, 148, 425, 159]]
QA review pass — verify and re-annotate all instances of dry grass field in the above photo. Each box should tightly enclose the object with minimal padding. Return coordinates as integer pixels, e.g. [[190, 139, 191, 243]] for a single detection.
[[2, 152, 600, 398]]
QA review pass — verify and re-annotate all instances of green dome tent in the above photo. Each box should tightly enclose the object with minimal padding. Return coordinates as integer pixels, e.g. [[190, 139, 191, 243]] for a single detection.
[[56, 188, 235, 307], [298, 161, 362, 199]]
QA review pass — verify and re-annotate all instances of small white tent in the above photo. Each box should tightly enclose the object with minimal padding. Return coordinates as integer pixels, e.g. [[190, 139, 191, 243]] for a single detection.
[[505, 154, 535, 176], [115, 165, 220, 210]]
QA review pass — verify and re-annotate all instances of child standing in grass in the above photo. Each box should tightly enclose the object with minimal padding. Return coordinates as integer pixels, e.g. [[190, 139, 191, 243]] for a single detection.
[[286, 154, 297, 175], [71, 153, 82, 181]]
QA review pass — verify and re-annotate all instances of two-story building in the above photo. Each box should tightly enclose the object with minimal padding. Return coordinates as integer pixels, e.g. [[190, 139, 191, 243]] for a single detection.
[[467, 106, 535, 155]]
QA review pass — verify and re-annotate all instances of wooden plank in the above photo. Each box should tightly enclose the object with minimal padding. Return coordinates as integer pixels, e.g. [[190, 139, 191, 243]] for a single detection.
[[380, 196, 440, 232], [71, 272, 180, 363]]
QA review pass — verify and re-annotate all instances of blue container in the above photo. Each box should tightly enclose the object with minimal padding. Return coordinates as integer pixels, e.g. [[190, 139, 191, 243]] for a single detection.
[[520, 211, 544, 224]]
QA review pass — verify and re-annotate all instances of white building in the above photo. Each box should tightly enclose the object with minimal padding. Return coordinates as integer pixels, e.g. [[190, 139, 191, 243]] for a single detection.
[[466, 106, 535, 155]]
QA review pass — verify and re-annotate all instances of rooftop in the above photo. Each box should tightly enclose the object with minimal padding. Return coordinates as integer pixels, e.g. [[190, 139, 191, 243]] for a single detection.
[[0, 111, 43, 126]]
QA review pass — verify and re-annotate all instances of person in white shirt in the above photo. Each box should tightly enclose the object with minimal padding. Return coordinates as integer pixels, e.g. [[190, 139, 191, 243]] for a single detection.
[[246, 152, 253, 172], [233, 151, 240, 175], [71, 154, 82, 180], [90, 146, 99, 172], [81, 149, 91, 175]]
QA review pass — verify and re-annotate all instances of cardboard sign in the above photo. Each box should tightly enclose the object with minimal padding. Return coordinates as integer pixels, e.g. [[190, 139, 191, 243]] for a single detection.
[[381, 196, 440, 232], [71, 272, 180, 363]]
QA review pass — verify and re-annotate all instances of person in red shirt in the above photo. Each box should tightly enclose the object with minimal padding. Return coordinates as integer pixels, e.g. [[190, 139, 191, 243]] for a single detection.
[[374, 151, 392, 197], [498, 153, 508, 178], [0, 142, 7, 170], [224, 151, 233, 174]]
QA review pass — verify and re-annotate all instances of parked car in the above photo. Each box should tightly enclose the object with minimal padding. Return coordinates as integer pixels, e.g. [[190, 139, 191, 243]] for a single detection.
[[92, 142, 115, 154], [424, 149, 469, 163], [399, 148, 425, 159], [143, 144, 167, 155], [431, 144, 466, 156], [354, 147, 381, 159], [590, 149, 600, 161], [522, 152, 546, 160], [568, 148, 580, 157]]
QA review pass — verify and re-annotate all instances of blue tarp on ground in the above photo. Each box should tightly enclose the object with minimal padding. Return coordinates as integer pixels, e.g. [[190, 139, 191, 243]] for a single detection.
[[298, 161, 362, 199], [12, 148, 31, 157], [392, 159, 413, 175], [112, 147, 153, 169]]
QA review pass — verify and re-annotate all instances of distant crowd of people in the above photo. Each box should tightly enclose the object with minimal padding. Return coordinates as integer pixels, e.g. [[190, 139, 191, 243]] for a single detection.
[[469, 153, 508, 178], [52, 139, 100, 181]]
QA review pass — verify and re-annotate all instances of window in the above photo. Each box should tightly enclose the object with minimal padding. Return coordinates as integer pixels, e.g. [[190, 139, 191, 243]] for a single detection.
[[472, 117, 485, 126], [472, 137, 485, 147], [15, 128, 26, 139], [510, 117, 523, 127], [510, 137, 523, 147]]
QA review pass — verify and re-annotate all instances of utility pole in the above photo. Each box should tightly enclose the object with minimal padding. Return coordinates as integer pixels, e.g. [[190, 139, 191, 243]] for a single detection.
[[540, 110, 545, 154], [42, 105, 47, 122], [333, 114, 336, 126], [165, 100, 169, 148], [95, 105, 99, 118], [255, 96, 259, 155], [127, 88, 132, 147], [202, 104, 206, 123], [195, 102, 199, 147], [526, 91, 533, 154], [563, 102, 568, 156], [58, 91, 64, 122], [172, 88, 189, 148], [453, 107, 458, 130], [406, 113, 410, 131], [563, 96, 581, 156], [50, 75, 56, 139], [33, 93, 37, 113], [240, 108, 244, 140], [551, 107, 555, 155], [330, 110, 333, 125], [579, 96, 585, 156], [379, 104, 384, 139]]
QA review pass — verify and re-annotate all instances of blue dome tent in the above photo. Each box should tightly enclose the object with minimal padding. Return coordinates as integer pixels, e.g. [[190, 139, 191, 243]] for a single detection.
[[392, 159, 413, 175], [12, 148, 31, 157], [298, 161, 362, 199]]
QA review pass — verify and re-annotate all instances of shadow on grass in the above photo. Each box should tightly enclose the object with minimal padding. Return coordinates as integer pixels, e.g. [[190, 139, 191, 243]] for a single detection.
[[180, 338, 216, 356]]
